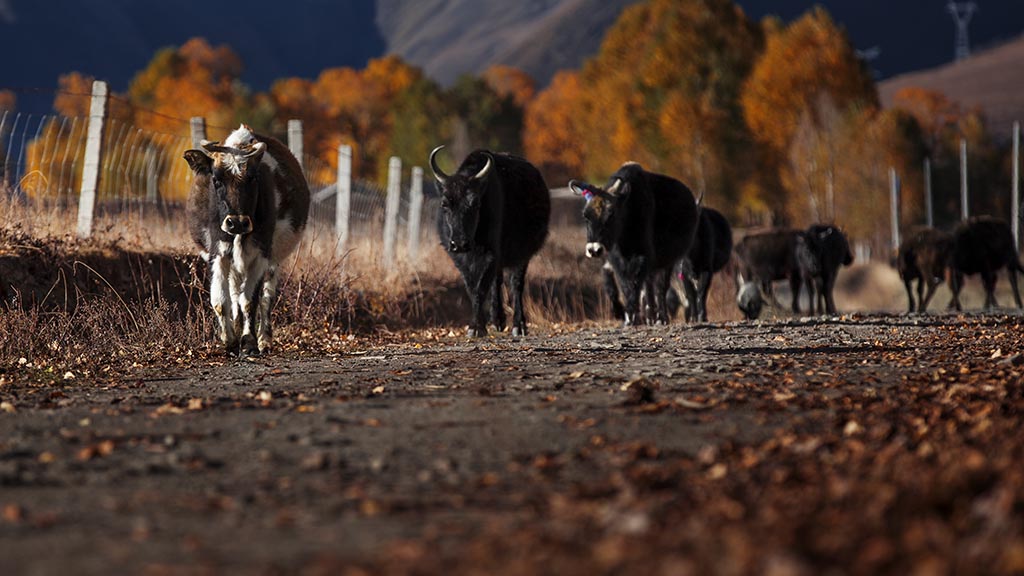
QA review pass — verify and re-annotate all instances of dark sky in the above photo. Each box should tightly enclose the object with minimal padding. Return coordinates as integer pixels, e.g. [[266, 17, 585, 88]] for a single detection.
[[736, 0, 1024, 79], [1, 0, 1021, 113]]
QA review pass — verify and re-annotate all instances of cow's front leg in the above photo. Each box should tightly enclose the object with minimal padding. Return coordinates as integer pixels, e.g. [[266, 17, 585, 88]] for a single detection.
[[233, 259, 269, 357], [463, 256, 496, 338], [602, 262, 625, 320], [509, 263, 529, 337], [696, 272, 713, 322], [789, 273, 803, 315], [209, 254, 237, 354], [652, 269, 671, 325], [490, 268, 506, 332], [257, 265, 278, 354], [621, 274, 643, 327]]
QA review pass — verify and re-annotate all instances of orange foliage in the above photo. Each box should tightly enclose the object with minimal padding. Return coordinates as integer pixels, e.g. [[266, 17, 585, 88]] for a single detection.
[[742, 7, 876, 155], [741, 7, 877, 221], [482, 65, 536, 108], [128, 38, 244, 135], [0, 90, 15, 112], [523, 71, 584, 183], [272, 56, 429, 181]]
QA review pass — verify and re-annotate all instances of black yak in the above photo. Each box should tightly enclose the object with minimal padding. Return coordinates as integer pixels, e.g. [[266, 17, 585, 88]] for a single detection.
[[795, 224, 854, 315], [896, 227, 953, 313], [430, 146, 550, 337], [948, 216, 1023, 311], [569, 162, 699, 326], [733, 229, 803, 320], [678, 207, 733, 322]]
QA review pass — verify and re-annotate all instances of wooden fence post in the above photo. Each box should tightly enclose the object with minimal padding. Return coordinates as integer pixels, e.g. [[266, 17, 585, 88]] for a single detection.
[[1013, 121, 1020, 251], [77, 80, 109, 238], [336, 144, 352, 252], [406, 166, 424, 260], [383, 156, 402, 269], [890, 167, 901, 252], [924, 157, 933, 229], [189, 117, 207, 149], [288, 119, 303, 172], [960, 138, 969, 220]]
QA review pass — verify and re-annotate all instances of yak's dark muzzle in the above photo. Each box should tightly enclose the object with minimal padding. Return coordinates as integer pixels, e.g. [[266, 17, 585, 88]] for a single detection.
[[447, 239, 470, 253], [222, 215, 253, 236]]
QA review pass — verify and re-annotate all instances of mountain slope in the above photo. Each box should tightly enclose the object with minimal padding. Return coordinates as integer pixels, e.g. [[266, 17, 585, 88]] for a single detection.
[[879, 34, 1024, 140], [377, 0, 636, 86]]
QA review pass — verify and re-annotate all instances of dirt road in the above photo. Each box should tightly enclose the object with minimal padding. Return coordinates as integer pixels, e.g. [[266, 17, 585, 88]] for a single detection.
[[2, 313, 1024, 575]]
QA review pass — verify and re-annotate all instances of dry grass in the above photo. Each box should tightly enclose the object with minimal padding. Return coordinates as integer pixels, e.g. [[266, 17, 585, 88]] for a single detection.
[[3, 195, 1020, 376]]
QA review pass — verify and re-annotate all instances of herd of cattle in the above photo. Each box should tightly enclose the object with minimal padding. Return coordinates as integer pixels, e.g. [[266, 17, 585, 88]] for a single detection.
[[181, 129, 1024, 355]]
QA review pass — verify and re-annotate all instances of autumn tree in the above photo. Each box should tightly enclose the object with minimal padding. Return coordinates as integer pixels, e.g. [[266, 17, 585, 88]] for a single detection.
[[524, 71, 585, 184], [741, 7, 876, 222], [525, 0, 761, 216], [446, 74, 524, 161], [0, 90, 14, 113], [128, 38, 251, 135], [482, 65, 536, 109], [892, 86, 1003, 226]]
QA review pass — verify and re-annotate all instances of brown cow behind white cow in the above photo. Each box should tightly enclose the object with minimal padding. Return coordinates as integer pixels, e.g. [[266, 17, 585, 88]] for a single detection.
[[183, 125, 310, 356]]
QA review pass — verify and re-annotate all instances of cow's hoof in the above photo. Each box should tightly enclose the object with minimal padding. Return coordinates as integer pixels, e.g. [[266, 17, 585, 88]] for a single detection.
[[467, 327, 487, 338], [511, 326, 526, 338], [240, 335, 260, 358]]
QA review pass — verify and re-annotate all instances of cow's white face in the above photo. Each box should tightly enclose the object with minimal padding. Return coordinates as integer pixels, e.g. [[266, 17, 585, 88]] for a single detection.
[[184, 139, 266, 237]]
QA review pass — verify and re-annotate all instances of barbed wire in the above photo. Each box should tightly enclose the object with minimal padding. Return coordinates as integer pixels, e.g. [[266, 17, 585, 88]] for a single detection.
[[2, 87, 236, 133]]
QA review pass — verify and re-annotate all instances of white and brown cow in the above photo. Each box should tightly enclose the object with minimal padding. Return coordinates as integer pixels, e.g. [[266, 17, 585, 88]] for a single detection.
[[183, 125, 309, 356]]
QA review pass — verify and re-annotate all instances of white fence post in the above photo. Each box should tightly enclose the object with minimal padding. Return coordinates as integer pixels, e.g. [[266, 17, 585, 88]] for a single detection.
[[890, 167, 901, 251], [924, 157, 933, 229], [383, 156, 402, 269], [77, 80, 109, 238], [406, 166, 424, 260], [288, 119, 303, 171], [336, 144, 352, 252], [189, 117, 207, 149], [1013, 121, 1020, 251], [960, 138, 969, 220]]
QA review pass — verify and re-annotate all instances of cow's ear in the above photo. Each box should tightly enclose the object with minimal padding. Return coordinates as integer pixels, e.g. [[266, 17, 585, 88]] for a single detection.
[[183, 150, 212, 175]]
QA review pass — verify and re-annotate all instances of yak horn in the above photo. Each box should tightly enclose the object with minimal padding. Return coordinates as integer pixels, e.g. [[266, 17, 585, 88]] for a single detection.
[[473, 154, 493, 180], [200, 139, 263, 159], [429, 145, 449, 184], [607, 178, 623, 195]]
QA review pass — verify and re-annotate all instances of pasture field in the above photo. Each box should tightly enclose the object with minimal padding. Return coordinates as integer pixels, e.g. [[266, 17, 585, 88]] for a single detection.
[[1, 221, 1024, 574]]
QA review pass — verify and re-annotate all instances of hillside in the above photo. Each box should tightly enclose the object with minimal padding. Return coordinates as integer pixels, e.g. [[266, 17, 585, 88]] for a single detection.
[[879, 34, 1024, 140], [377, 0, 636, 85]]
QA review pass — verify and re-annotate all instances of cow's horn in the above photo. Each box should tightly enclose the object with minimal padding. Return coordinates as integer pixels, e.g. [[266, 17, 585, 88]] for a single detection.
[[607, 178, 623, 195], [200, 140, 239, 155], [429, 145, 449, 184], [242, 141, 266, 159], [473, 153, 493, 180]]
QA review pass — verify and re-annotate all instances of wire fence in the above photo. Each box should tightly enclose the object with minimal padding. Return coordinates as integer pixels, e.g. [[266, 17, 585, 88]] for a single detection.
[[0, 108, 440, 258]]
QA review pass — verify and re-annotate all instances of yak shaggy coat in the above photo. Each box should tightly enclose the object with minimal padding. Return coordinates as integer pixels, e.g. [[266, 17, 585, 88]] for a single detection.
[[571, 162, 699, 326], [431, 146, 550, 337], [184, 125, 310, 356]]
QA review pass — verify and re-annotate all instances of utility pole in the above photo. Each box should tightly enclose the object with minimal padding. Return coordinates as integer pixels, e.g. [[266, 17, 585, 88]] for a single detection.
[[947, 1, 978, 61]]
